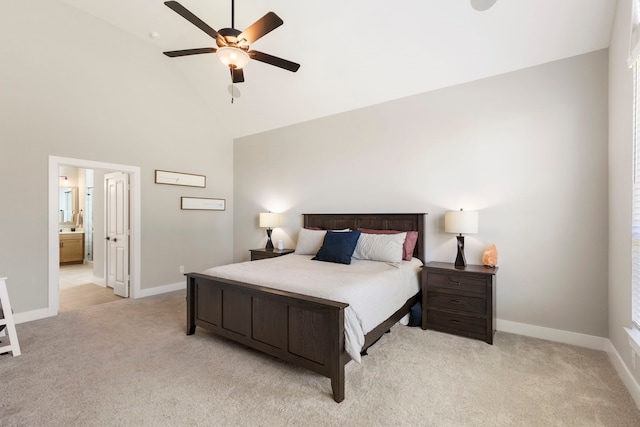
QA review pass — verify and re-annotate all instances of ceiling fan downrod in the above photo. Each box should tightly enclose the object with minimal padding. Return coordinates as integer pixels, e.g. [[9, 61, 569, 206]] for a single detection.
[[231, 0, 235, 29]]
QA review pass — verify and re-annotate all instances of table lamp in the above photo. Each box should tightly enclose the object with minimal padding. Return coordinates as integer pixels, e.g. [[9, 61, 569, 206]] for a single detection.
[[445, 209, 479, 268], [259, 212, 281, 250]]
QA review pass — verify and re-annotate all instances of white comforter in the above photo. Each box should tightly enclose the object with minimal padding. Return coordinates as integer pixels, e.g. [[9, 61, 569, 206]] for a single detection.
[[202, 254, 422, 363]]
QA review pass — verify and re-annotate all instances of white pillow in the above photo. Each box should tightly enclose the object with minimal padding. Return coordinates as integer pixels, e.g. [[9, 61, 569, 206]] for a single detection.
[[352, 232, 406, 263], [294, 228, 327, 255]]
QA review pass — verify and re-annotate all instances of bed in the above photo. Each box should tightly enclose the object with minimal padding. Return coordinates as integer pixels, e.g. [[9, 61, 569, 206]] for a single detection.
[[185, 213, 426, 402]]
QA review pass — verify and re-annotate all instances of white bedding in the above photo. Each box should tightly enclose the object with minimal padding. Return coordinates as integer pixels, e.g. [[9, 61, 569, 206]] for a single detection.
[[202, 254, 422, 363]]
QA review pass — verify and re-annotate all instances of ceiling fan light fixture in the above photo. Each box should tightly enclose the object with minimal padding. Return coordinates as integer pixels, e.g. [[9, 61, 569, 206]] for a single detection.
[[216, 47, 250, 69]]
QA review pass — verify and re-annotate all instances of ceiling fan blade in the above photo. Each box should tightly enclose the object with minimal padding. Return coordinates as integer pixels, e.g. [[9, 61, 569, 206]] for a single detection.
[[230, 67, 245, 83], [248, 50, 300, 72], [163, 47, 217, 57], [238, 12, 283, 45], [164, 1, 219, 40]]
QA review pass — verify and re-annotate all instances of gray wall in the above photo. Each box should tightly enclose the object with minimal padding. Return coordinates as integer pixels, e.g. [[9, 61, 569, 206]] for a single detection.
[[608, 0, 640, 386], [234, 50, 609, 337], [0, 1, 234, 313], [0, 0, 616, 349]]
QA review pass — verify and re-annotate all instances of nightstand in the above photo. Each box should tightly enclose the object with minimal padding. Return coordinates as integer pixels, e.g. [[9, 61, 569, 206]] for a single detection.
[[249, 248, 295, 261], [421, 261, 498, 344]]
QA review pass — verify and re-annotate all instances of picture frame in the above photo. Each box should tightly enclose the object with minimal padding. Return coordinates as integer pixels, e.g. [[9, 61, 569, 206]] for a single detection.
[[181, 197, 225, 211], [155, 170, 206, 188]]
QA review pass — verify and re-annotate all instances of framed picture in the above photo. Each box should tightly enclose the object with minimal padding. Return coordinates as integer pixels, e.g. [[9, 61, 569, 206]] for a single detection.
[[155, 170, 206, 188], [181, 197, 225, 211]]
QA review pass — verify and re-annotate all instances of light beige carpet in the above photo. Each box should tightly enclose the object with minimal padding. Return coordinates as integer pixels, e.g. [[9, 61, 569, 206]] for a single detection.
[[1, 291, 638, 426]]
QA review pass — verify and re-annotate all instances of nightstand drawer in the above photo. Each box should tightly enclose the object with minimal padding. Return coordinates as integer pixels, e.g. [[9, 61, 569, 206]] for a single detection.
[[249, 248, 294, 261], [251, 252, 275, 261], [427, 292, 486, 314], [427, 272, 487, 295], [422, 262, 497, 344], [427, 310, 486, 336]]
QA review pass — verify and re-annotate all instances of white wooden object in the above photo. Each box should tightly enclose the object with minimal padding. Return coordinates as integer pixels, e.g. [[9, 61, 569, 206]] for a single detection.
[[106, 172, 129, 298], [155, 170, 205, 187], [0, 277, 21, 356], [180, 197, 225, 210]]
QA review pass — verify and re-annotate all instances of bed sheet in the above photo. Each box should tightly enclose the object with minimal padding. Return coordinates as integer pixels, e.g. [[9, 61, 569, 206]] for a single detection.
[[202, 254, 422, 362]]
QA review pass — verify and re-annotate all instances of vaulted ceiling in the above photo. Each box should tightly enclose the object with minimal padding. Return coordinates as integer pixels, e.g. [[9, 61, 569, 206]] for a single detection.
[[62, 0, 617, 138]]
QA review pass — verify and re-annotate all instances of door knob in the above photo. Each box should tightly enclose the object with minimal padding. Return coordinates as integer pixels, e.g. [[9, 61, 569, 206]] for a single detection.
[[113, 238, 118, 242], [106, 237, 110, 240]]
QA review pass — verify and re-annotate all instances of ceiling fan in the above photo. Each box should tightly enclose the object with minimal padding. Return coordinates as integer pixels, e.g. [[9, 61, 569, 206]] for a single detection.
[[162, 0, 300, 84]]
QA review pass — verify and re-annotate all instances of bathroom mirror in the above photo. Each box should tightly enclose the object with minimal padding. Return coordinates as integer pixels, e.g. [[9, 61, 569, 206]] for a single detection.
[[59, 187, 78, 223]]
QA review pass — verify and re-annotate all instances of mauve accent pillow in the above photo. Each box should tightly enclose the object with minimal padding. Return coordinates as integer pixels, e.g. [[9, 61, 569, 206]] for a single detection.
[[312, 230, 362, 265], [358, 228, 419, 261]]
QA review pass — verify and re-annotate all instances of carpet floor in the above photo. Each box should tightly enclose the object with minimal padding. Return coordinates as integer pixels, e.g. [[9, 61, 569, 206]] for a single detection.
[[1, 291, 639, 426]]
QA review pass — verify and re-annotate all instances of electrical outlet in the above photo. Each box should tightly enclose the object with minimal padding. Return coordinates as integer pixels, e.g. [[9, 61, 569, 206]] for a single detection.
[[179, 265, 184, 274]]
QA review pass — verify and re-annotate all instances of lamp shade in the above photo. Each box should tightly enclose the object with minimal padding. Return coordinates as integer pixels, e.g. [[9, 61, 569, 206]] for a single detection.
[[445, 210, 479, 234], [216, 47, 250, 69], [259, 212, 280, 228]]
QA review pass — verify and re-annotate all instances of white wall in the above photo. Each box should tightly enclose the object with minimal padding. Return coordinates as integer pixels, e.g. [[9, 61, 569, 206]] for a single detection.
[[608, 0, 640, 386], [234, 50, 609, 337], [0, 1, 234, 314]]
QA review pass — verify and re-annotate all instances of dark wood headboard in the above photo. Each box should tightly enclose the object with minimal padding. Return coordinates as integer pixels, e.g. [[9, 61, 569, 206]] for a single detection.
[[303, 213, 426, 262]]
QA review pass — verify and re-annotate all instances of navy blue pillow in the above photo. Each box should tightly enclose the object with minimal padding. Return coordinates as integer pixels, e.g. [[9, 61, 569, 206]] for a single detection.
[[312, 230, 362, 265], [408, 302, 422, 327]]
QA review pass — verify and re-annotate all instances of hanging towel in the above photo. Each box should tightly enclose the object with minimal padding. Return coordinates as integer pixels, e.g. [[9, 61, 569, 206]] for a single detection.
[[76, 210, 84, 227]]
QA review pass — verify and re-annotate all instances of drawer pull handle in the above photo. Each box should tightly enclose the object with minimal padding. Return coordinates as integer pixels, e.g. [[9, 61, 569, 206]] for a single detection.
[[449, 299, 461, 305], [449, 319, 461, 324], [448, 279, 462, 286]]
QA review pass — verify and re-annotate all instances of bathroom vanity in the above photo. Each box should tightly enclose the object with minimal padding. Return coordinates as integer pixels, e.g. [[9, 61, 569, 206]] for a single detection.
[[59, 232, 84, 265]]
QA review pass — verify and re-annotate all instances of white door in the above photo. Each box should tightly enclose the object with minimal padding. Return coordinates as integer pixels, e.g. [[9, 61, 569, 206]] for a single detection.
[[105, 172, 129, 298]]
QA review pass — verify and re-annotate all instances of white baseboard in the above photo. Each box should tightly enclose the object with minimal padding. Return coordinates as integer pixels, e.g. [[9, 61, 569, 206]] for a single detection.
[[605, 340, 640, 410], [134, 281, 185, 299], [92, 276, 105, 286], [13, 307, 57, 324], [497, 318, 640, 410], [496, 319, 608, 351], [13, 282, 185, 324]]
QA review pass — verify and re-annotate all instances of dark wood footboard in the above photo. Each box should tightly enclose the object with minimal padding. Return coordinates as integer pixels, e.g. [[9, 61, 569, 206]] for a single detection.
[[186, 272, 419, 402], [186, 213, 425, 402], [186, 272, 350, 402]]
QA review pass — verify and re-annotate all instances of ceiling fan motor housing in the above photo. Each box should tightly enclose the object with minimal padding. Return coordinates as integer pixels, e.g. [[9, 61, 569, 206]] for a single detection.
[[217, 28, 248, 50]]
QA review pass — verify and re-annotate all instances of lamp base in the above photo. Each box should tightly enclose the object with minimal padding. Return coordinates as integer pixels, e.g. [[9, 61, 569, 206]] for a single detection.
[[454, 235, 467, 268], [265, 228, 274, 250]]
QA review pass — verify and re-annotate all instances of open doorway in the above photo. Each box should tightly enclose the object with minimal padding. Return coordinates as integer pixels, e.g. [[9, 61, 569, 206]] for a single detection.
[[48, 156, 141, 316], [58, 167, 124, 311]]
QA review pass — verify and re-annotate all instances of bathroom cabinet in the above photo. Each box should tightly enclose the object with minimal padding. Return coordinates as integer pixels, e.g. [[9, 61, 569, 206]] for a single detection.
[[60, 233, 84, 265]]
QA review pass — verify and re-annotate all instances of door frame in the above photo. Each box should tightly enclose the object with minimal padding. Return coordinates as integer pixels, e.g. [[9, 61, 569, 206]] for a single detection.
[[48, 156, 141, 314]]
